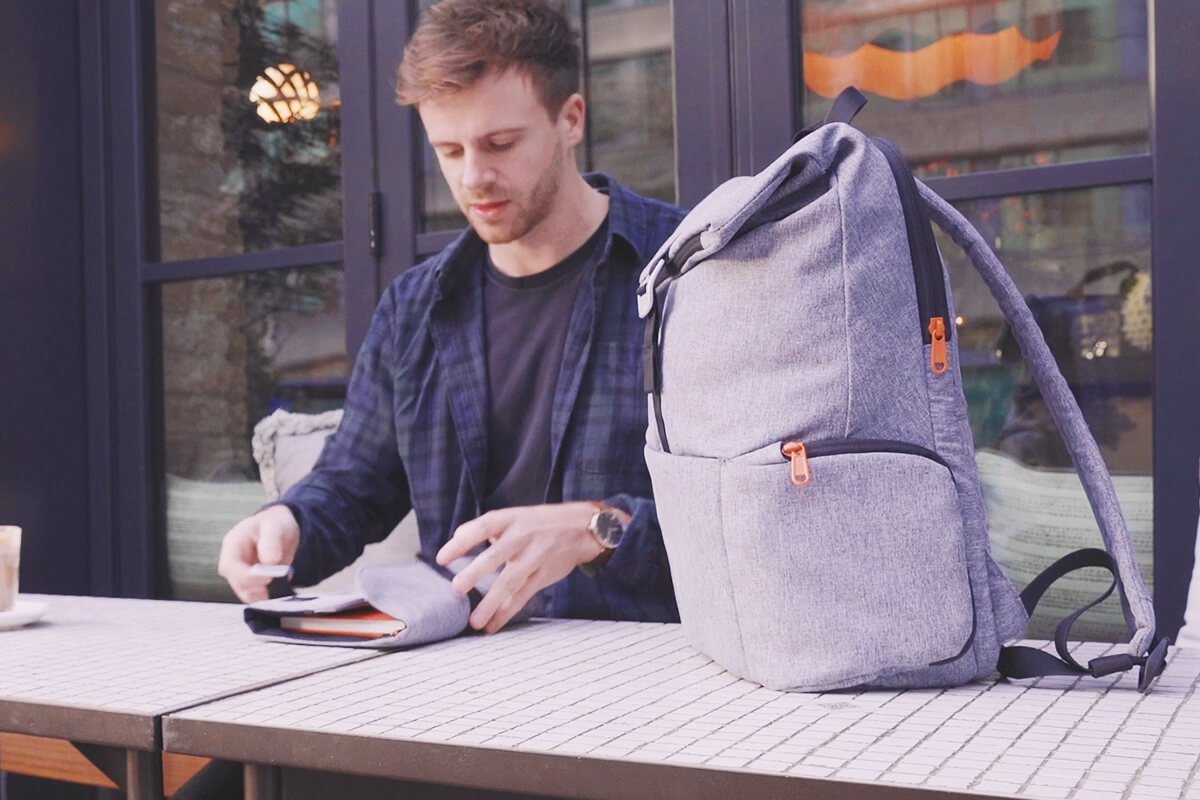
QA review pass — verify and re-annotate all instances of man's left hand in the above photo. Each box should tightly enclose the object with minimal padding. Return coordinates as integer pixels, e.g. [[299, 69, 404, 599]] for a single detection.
[[436, 502, 611, 634]]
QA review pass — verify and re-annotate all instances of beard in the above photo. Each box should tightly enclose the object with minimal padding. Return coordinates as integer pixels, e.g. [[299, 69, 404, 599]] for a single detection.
[[461, 142, 565, 245]]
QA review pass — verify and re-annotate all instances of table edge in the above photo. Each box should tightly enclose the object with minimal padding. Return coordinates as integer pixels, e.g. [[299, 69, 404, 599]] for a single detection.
[[164, 716, 1004, 800]]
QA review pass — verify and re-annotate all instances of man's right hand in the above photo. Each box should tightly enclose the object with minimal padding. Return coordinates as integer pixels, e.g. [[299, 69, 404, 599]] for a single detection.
[[217, 505, 301, 604]]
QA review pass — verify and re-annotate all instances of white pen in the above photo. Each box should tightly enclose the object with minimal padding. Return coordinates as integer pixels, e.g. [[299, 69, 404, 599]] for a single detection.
[[249, 563, 293, 580]]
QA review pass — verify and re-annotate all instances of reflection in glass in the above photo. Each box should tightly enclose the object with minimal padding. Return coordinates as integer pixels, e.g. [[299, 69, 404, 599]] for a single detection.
[[799, 0, 1149, 177], [418, 0, 675, 231], [155, 0, 342, 261], [584, 1, 674, 203], [938, 185, 1152, 641], [161, 266, 347, 601]]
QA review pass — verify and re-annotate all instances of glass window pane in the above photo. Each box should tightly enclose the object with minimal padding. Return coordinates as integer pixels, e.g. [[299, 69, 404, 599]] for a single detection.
[[414, 0, 458, 231], [420, 128, 464, 233], [799, 1, 1149, 178], [154, 0, 343, 261], [583, 1, 675, 203], [417, 0, 676, 231], [941, 185, 1152, 640], [161, 265, 348, 600]]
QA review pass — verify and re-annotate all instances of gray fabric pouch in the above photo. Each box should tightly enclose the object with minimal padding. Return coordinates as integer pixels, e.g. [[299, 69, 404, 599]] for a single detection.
[[244, 555, 532, 649]]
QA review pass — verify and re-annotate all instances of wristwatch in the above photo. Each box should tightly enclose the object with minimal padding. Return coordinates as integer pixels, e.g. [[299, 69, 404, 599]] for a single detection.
[[583, 503, 626, 574], [587, 503, 626, 551]]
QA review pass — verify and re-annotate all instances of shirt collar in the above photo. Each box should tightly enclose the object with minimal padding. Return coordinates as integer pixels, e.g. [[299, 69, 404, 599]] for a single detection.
[[433, 173, 649, 300]]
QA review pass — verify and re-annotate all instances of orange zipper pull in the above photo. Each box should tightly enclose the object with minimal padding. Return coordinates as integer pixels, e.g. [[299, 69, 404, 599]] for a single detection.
[[929, 317, 949, 375], [782, 441, 811, 487]]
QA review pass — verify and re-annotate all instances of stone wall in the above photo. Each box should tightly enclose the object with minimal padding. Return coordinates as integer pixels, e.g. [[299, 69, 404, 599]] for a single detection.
[[156, 0, 344, 481], [158, 0, 252, 480]]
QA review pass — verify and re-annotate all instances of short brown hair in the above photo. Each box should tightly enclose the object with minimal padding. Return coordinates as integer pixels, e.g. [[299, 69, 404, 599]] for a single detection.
[[396, 0, 581, 115]]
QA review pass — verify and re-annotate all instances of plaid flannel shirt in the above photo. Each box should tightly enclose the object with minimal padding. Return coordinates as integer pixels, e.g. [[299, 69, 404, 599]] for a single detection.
[[283, 175, 684, 623]]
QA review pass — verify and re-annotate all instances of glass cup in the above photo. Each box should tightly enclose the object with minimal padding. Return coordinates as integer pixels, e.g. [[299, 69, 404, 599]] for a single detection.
[[0, 526, 21, 612]]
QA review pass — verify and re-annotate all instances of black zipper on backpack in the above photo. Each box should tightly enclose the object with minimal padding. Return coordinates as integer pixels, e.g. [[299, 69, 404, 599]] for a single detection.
[[873, 137, 952, 376], [645, 233, 705, 454], [779, 437, 949, 487]]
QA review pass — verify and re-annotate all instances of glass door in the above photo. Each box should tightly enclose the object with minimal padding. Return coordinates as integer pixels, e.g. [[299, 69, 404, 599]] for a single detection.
[[149, 0, 352, 600]]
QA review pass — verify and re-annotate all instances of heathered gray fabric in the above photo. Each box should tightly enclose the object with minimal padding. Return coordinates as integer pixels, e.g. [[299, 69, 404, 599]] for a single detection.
[[723, 450, 973, 690], [246, 561, 471, 649], [642, 448, 745, 674], [247, 556, 542, 650], [639, 123, 1154, 690], [356, 561, 472, 646]]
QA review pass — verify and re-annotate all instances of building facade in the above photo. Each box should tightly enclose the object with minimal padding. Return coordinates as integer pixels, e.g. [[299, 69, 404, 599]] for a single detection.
[[1, 0, 1197, 641]]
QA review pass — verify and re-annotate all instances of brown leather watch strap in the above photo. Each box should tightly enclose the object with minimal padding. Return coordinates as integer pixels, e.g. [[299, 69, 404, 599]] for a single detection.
[[583, 502, 622, 572]]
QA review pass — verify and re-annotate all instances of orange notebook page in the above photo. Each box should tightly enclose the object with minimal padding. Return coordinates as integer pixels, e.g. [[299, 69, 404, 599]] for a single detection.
[[279, 608, 407, 639]]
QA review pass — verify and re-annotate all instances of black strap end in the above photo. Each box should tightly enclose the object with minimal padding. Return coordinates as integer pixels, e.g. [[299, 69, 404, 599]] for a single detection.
[[1137, 637, 1169, 693], [266, 577, 294, 599], [1088, 654, 1136, 678]]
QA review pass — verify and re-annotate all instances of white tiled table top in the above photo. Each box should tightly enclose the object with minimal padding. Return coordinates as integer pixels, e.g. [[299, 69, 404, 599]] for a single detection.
[[0, 594, 381, 748], [165, 618, 1200, 800]]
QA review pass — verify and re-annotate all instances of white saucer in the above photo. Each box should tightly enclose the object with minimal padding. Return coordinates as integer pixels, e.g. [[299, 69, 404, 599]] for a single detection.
[[0, 599, 47, 630]]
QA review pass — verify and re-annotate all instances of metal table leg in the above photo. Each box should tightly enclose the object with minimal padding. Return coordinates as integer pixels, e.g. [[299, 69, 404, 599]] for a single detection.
[[124, 749, 163, 800], [244, 763, 282, 800]]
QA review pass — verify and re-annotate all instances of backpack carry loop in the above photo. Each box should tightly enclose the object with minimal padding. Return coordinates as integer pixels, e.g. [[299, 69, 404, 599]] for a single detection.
[[792, 86, 868, 143], [918, 183, 1162, 690]]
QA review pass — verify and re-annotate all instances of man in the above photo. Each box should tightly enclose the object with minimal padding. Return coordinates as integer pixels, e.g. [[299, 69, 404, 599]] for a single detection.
[[219, 0, 683, 633]]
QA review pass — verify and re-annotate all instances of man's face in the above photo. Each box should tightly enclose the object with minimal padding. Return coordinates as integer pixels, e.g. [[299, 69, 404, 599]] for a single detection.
[[419, 69, 581, 245]]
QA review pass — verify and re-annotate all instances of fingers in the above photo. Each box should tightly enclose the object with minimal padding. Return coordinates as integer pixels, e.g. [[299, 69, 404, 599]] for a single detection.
[[217, 519, 272, 604], [236, 580, 271, 605], [484, 572, 545, 635], [217, 506, 299, 604], [257, 506, 300, 565], [257, 529, 284, 565], [443, 503, 596, 630], [472, 561, 545, 634], [437, 508, 515, 566], [450, 536, 512, 595]]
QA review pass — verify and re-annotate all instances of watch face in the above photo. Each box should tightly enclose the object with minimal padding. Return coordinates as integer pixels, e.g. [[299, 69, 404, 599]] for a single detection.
[[591, 510, 624, 549]]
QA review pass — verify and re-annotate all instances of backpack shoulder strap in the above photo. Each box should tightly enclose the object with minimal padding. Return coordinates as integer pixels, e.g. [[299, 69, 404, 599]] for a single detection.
[[917, 182, 1165, 691]]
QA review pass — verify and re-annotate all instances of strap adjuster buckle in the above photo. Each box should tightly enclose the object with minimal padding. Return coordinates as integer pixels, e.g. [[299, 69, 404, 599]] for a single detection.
[[1086, 637, 1168, 692]]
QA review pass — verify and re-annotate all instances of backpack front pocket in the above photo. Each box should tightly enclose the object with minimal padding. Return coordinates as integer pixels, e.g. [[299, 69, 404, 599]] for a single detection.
[[646, 439, 976, 691], [721, 439, 974, 690]]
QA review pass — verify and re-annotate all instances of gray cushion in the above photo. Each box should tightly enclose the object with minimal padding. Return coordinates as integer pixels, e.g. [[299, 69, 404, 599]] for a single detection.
[[252, 408, 345, 501], [166, 475, 266, 602]]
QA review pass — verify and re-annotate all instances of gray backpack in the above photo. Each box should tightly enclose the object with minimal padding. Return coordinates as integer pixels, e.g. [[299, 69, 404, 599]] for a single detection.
[[638, 89, 1165, 693]]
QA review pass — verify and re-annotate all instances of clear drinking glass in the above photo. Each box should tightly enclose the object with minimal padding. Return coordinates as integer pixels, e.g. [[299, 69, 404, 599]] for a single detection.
[[0, 526, 21, 612]]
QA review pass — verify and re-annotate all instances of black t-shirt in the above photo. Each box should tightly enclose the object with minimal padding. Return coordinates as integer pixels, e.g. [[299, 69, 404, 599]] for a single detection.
[[481, 220, 608, 511]]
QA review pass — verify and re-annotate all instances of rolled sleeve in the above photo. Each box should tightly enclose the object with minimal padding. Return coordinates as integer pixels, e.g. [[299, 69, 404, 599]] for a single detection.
[[598, 492, 671, 591]]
